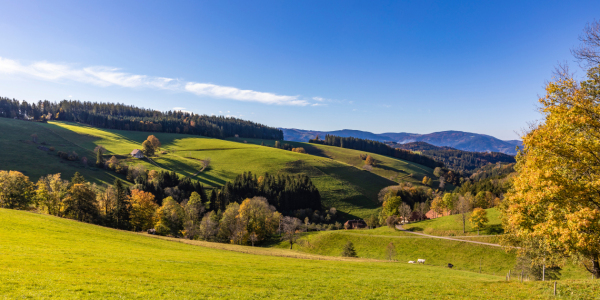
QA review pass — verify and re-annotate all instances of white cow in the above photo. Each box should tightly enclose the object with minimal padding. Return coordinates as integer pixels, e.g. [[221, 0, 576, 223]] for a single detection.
[[408, 261, 415, 264], [417, 259, 426, 264]]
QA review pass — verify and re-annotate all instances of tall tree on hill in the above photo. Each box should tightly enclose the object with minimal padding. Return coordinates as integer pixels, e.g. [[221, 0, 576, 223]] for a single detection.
[[504, 38, 600, 277], [63, 183, 98, 223], [146, 135, 161, 151], [142, 140, 155, 156], [113, 179, 130, 229]]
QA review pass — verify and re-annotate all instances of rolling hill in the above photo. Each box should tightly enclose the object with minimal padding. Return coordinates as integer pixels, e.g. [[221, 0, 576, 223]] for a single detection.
[[2, 208, 597, 299], [281, 128, 521, 155], [0, 118, 439, 219]]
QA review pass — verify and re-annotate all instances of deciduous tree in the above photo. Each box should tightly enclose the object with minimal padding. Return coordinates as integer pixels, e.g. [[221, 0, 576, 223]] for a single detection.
[[0, 170, 35, 209], [503, 63, 600, 278], [469, 208, 488, 235], [129, 189, 158, 231]]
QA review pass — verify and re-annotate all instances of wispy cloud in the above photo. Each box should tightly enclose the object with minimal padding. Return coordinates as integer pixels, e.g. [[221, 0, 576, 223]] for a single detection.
[[186, 82, 308, 106], [0, 57, 315, 106]]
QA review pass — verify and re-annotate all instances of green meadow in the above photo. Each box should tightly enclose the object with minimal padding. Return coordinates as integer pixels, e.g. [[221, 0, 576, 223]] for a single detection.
[[2, 208, 599, 299], [0, 118, 444, 219], [404, 208, 504, 236]]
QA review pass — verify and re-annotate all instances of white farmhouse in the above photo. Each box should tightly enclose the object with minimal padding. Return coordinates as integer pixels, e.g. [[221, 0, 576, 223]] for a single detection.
[[130, 149, 144, 159]]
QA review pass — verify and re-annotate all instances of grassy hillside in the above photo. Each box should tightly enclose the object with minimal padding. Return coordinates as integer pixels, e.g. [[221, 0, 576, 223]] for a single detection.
[[404, 208, 503, 236], [2, 208, 598, 299], [269, 226, 590, 280], [232, 137, 444, 188], [1, 118, 416, 219]]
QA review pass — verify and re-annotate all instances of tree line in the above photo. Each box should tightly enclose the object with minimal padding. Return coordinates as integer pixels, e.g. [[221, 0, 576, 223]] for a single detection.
[[0, 98, 283, 140], [209, 171, 322, 213], [309, 135, 443, 169], [394, 141, 515, 172], [0, 169, 320, 248]]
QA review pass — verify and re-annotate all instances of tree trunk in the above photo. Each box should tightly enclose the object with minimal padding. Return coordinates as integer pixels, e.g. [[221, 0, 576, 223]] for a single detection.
[[462, 214, 466, 233], [593, 258, 600, 279], [290, 242, 293, 249]]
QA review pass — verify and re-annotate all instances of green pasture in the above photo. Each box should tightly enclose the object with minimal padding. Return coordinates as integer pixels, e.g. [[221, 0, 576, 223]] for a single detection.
[[1, 119, 406, 219], [2, 209, 597, 299], [404, 208, 503, 236], [269, 225, 590, 281], [229, 137, 442, 188]]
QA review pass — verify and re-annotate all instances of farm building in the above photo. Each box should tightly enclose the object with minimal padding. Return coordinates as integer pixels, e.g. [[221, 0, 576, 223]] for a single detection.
[[344, 219, 367, 229], [130, 149, 144, 159]]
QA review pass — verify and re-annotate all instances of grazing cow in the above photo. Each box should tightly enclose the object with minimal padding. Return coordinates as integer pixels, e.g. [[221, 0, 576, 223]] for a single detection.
[[417, 259, 426, 264], [447, 263, 454, 269], [408, 261, 415, 264], [147, 228, 156, 235]]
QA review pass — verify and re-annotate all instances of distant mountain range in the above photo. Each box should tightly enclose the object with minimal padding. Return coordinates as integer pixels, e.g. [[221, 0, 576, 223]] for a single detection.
[[281, 128, 522, 155]]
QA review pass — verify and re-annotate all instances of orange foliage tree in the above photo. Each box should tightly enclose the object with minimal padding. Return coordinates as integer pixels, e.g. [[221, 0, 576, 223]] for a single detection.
[[129, 189, 158, 231]]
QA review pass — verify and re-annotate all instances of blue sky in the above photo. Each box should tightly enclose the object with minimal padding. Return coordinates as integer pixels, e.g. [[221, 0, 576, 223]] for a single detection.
[[0, 0, 598, 140]]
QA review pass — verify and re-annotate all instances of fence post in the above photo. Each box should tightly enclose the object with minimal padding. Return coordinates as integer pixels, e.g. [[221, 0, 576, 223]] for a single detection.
[[553, 281, 557, 296]]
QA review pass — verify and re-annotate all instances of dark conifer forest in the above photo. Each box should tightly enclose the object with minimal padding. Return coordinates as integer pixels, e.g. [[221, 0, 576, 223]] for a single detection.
[[394, 141, 515, 171], [309, 134, 443, 169], [211, 172, 322, 212], [0, 97, 283, 140]]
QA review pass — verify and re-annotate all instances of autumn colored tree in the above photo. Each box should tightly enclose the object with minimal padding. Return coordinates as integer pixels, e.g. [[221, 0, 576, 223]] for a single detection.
[[154, 196, 184, 236], [146, 135, 161, 151], [35, 173, 69, 216], [238, 197, 280, 244], [503, 64, 600, 278], [422, 176, 430, 186], [431, 196, 444, 218], [365, 155, 375, 166], [142, 140, 155, 156], [469, 208, 488, 235], [0, 170, 35, 209], [129, 189, 158, 231], [182, 192, 206, 239], [199, 211, 219, 241]]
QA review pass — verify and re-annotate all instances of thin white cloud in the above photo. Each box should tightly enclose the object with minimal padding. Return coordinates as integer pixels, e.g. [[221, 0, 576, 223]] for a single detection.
[[0, 56, 314, 106], [185, 82, 308, 106]]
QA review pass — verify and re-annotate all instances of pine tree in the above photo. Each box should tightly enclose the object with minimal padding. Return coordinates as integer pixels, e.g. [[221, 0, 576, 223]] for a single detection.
[[70, 172, 85, 185], [342, 241, 357, 257], [113, 179, 130, 229]]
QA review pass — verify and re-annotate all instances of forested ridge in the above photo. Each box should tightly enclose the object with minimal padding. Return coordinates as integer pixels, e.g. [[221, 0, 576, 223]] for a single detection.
[[0, 97, 283, 140], [309, 135, 443, 169], [394, 141, 516, 171], [210, 172, 321, 212]]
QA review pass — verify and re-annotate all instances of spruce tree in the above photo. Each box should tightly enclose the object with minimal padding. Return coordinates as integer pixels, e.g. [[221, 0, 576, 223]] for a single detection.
[[342, 241, 357, 258], [113, 179, 130, 229]]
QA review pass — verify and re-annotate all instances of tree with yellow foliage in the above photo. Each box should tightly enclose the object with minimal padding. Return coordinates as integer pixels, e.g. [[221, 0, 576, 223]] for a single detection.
[[129, 189, 158, 231], [469, 208, 488, 235], [146, 135, 161, 151], [503, 64, 600, 278], [35, 173, 69, 216], [0, 170, 35, 209], [238, 197, 280, 245]]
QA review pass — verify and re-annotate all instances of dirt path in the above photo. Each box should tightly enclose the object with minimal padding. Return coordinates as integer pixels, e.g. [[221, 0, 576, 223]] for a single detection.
[[395, 224, 507, 248]]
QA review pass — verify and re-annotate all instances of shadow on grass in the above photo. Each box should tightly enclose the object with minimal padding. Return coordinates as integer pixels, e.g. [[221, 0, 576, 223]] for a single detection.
[[485, 224, 504, 235], [405, 226, 423, 232]]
